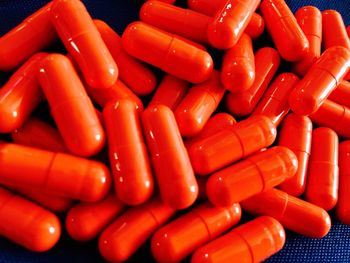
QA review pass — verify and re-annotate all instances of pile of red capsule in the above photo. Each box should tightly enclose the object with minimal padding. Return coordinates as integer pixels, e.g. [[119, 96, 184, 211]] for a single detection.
[[0, 0, 350, 262]]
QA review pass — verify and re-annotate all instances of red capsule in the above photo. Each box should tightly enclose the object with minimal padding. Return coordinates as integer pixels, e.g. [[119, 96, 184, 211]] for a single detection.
[[0, 53, 45, 133], [175, 70, 226, 137], [289, 46, 350, 116], [305, 127, 339, 211], [191, 216, 285, 263], [0, 3, 56, 71], [252, 73, 300, 126], [221, 33, 255, 93], [207, 146, 298, 206], [347, 25, 350, 38], [99, 197, 175, 262], [322, 10, 350, 50], [260, 0, 309, 61], [329, 81, 350, 108], [278, 114, 312, 196], [142, 105, 198, 209], [122, 22, 213, 83], [292, 6, 322, 76], [66, 193, 125, 241], [0, 187, 61, 252], [38, 54, 105, 157], [0, 142, 111, 202], [103, 100, 154, 205], [151, 202, 241, 262], [149, 74, 190, 110], [189, 116, 276, 176], [51, 0, 118, 89], [207, 0, 260, 49], [94, 19, 156, 95], [226, 47, 280, 117]]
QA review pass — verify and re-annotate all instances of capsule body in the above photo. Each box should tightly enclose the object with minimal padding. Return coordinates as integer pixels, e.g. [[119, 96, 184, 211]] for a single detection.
[[289, 46, 350, 116], [322, 10, 350, 50], [278, 114, 313, 196], [51, 0, 118, 89], [305, 127, 339, 211], [329, 81, 350, 108], [188, 116, 276, 176], [151, 202, 241, 262], [104, 100, 154, 205], [226, 47, 280, 116], [122, 22, 213, 83], [191, 216, 285, 263]]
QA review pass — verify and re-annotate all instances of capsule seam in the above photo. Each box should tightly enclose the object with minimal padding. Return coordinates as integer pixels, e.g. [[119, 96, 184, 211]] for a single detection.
[[229, 129, 245, 157], [147, 208, 161, 226], [246, 158, 266, 191], [234, 231, 256, 262], [43, 153, 58, 190], [191, 210, 212, 239]]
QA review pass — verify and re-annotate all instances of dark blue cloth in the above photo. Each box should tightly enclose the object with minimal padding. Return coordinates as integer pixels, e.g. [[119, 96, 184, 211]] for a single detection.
[[0, 1, 349, 262]]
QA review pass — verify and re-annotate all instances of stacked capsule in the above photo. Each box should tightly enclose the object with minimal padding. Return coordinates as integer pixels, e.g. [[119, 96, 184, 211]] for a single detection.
[[0, 0, 349, 262]]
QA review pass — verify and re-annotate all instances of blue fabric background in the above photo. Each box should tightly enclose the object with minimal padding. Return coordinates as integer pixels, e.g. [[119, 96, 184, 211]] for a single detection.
[[0, 0, 349, 262]]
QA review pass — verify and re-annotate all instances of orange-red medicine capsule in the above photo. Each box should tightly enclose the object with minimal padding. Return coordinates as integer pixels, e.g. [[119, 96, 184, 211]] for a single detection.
[[292, 6, 322, 77], [0, 53, 46, 133], [103, 100, 154, 205], [289, 46, 350, 116], [207, 146, 298, 206], [189, 115, 276, 176], [175, 70, 226, 137], [142, 105, 198, 209], [322, 10, 350, 50], [207, 0, 260, 49], [226, 47, 280, 117], [347, 25, 350, 38], [66, 193, 126, 241], [191, 216, 285, 263], [241, 188, 331, 238], [38, 54, 105, 157], [260, 0, 309, 62], [140, 1, 211, 44], [0, 142, 111, 202], [151, 202, 241, 262], [0, 187, 61, 252], [336, 141, 350, 224], [329, 81, 350, 108], [51, 0, 118, 89], [278, 114, 312, 196], [252, 73, 300, 126], [122, 22, 213, 83], [0, 3, 56, 71], [99, 197, 175, 262], [149, 74, 190, 110], [305, 127, 339, 211], [94, 20, 156, 96], [221, 33, 255, 93]]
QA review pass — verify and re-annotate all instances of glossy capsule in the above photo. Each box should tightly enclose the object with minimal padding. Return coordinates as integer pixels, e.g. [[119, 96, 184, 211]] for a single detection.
[[226, 47, 280, 117], [252, 73, 300, 126], [151, 202, 241, 262], [336, 141, 350, 224], [148, 74, 190, 110], [51, 0, 118, 89], [66, 193, 126, 241], [99, 197, 175, 262], [175, 70, 226, 137], [94, 19, 156, 95], [207, 0, 260, 49], [329, 81, 350, 108], [0, 53, 45, 133], [260, 0, 309, 62], [0, 3, 56, 71], [122, 21, 213, 83], [0, 187, 61, 252], [38, 54, 105, 157], [188, 116, 276, 176], [0, 142, 111, 202], [289, 46, 350, 116], [292, 6, 322, 77], [278, 114, 313, 196], [347, 25, 350, 38], [142, 105, 198, 209], [241, 188, 331, 238], [103, 100, 154, 205], [221, 33, 255, 93], [305, 128, 339, 211], [322, 10, 350, 50], [191, 216, 285, 263], [207, 146, 298, 206]]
